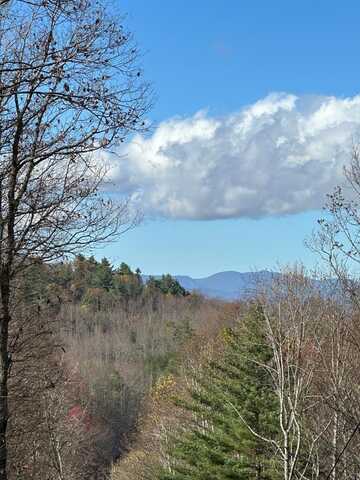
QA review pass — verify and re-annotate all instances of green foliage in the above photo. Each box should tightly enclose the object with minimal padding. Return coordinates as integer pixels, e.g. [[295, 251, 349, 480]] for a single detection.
[[93, 258, 114, 291], [158, 304, 280, 480], [140, 317, 195, 385], [118, 262, 133, 275], [22, 256, 189, 310], [114, 262, 143, 299], [144, 352, 178, 379], [145, 274, 189, 297]]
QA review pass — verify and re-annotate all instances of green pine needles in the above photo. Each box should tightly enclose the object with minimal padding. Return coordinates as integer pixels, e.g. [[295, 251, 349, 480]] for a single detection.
[[158, 304, 280, 480]]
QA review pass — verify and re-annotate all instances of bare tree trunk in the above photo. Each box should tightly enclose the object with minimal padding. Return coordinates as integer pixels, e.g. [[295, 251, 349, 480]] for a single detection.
[[331, 410, 338, 480], [256, 268, 330, 480], [0, 280, 10, 480]]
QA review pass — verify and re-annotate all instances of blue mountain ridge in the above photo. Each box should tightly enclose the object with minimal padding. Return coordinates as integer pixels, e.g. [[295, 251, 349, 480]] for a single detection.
[[142, 270, 280, 300]]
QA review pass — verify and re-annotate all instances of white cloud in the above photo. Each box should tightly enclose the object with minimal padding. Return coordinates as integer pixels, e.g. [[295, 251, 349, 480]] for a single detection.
[[105, 92, 360, 219]]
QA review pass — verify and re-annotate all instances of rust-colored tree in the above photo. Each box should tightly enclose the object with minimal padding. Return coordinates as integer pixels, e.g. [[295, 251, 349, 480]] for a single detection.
[[0, 0, 150, 477]]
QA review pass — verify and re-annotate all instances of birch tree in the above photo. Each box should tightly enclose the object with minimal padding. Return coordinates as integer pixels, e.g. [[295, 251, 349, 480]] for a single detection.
[[258, 270, 328, 480], [313, 302, 360, 480]]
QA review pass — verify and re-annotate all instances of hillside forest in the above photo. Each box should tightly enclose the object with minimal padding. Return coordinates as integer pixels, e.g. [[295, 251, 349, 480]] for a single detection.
[[2, 1, 360, 480], [11, 253, 360, 480]]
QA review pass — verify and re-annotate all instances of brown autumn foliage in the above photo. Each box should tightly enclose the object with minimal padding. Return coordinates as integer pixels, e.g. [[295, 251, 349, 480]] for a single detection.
[[110, 299, 241, 480], [111, 268, 360, 480]]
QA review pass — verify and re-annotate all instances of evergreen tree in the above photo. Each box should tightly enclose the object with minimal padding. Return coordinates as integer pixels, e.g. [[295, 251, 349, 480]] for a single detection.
[[159, 274, 189, 296], [114, 262, 143, 298], [118, 262, 133, 276], [159, 305, 280, 480], [145, 274, 188, 297], [94, 257, 114, 291]]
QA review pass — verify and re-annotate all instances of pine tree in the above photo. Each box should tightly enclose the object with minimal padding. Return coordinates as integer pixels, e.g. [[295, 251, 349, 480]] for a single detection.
[[94, 257, 114, 291], [158, 304, 280, 480]]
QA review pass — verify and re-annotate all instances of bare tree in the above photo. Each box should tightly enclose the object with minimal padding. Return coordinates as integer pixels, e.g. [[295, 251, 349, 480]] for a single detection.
[[307, 138, 360, 480], [310, 145, 360, 306], [258, 269, 360, 480], [230, 269, 329, 480], [0, 0, 150, 477], [311, 300, 360, 480]]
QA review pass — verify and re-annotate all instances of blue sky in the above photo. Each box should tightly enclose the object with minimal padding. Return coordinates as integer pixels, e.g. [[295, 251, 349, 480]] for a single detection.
[[96, 0, 360, 277]]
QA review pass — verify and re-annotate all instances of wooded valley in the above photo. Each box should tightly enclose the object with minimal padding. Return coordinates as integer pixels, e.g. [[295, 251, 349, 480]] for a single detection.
[[2, 1, 360, 479]]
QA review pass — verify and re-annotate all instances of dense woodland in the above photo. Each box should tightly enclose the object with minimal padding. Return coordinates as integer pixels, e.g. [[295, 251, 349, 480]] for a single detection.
[[2, 0, 360, 479], [10, 251, 360, 480], [12, 254, 234, 478], [2, 243, 360, 480], [109, 269, 360, 480], [14, 254, 360, 480]]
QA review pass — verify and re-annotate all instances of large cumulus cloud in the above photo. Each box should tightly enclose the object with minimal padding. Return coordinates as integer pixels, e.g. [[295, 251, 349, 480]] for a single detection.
[[105, 92, 360, 219]]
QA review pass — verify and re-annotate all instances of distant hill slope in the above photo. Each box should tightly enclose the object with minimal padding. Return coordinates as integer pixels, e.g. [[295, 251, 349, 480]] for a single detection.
[[143, 271, 279, 300]]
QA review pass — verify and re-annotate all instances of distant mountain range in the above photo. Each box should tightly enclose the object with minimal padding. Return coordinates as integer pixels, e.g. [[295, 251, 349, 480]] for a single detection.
[[143, 270, 279, 300]]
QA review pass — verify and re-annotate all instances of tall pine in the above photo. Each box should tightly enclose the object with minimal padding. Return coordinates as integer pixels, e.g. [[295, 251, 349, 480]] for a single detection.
[[158, 304, 280, 480]]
